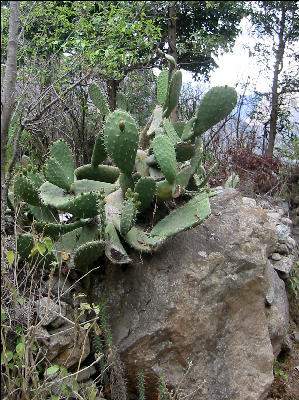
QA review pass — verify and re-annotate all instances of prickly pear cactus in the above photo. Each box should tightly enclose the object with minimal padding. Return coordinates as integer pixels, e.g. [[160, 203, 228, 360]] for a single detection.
[[12, 52, 237, 283]]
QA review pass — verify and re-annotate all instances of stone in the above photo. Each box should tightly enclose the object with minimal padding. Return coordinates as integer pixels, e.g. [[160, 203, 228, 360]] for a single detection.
[[265, 266, 290, 356], [35, 297, 68, 328], [45, 323, 90, 369], [271, 253, 282, 261], [274, 243, 289, 255], [272, 255, 295, 278], [242, 197, 257, 207], [91, 189, 278, 400], [265, 211, 281, 224], [286, 236, 296, 250], [281, 217, 293, 227], [276, 223, 291, 243]]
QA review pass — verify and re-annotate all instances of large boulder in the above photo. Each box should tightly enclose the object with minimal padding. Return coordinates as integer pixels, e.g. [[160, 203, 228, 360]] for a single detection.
[[90, 189, 282, 400]]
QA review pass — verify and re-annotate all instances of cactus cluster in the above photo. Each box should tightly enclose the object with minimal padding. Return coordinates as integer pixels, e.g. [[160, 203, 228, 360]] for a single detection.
[[13, 53, 237, 283]]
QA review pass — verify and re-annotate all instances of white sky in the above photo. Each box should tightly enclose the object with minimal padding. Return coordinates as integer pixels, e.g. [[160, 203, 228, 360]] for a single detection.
[[182, 18, 274, 94]]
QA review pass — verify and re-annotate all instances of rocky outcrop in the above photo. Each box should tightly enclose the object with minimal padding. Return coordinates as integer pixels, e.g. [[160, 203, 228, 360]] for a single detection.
[[90, 189, 288, 400]]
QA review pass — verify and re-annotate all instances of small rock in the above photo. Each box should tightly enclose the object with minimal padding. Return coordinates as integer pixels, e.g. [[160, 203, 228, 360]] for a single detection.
[[271, 253, 282, 261], [242, 197, 257, 207], [281, 217, 293, 227], [276, 224, 291, 243], [286, 236, 296, 250], [274, 243, 289, 255], [265, 211, 281, 223], [35, 297, 66, 328], [294, 332, 299, 343], [272, 255, 295, 278]]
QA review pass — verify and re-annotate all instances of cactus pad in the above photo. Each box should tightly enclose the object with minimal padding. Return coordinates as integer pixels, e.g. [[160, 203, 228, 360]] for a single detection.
[[194, 86, 237, 136], [75, 164, 120, 183], [152, 135, 177, 184], [14, 175, 41, 206], [151, 192, 211, 238], [134, 177, 156, 211], [91, 132, 107, 167], [89, 83, 110, 116], [104, 110, 139, 176], [73, 240, 105, 270]]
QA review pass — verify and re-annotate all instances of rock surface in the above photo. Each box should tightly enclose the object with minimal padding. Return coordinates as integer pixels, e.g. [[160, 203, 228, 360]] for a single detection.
[[91, 189, 281, 400]]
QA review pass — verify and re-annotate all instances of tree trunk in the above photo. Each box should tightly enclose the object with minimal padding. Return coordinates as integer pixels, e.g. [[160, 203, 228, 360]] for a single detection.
[[107, 79, 119, 111], [168, 1, 179, 123], [1, 1, 19, 188], [266, 5, 286, 156]]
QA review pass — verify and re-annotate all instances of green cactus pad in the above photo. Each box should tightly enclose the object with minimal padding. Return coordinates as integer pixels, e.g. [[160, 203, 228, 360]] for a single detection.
[[194, 86, 237, 136], [134, 177, 156, 211], [116, 91, 127, 111], [39, 181, 99, 218], [181, 117, 196, 141], [175, 142, 195, 162], [33, 220, 89, 240], [151, 192, 211, 238], [175, 166, 193, 192], [14, 175, 41, 206], [173, 121, 186, 137], [118, 172, 134, 193], [89, 83, 110, 116], [152, 135, 177, 184], [17, 233, 34, 260], [135, 150, 150, 177], [157, 70, 169, 106], [104, 110, 139, 176], [44, 157, 72, 191], [105, 222, 132, 264], [163, 70, 182, 119], [71, 179, 115, 196], [155, 179, 173, 200], [163, 118, 180, 145], [28, 204, 59, 223], [113, 219, 165, 253], [50, 140, 74, 185], [73, 240, 105, 270], [224, 173, 240, 189], [91, 132, 107, 167], [25, 171, 45, 188], [195, 162, 219, 188], [120, 191, 139, 236], [75, 164, 120, 183]]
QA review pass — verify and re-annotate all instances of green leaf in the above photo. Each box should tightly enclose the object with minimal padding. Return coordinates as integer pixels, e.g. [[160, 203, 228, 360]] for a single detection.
[[37, 243, 47, 256], [45, 364, 60, 375], [60, 366, 68, 378], [72, 380, 79, 392], [44, 237, 53, 253], [16, 342, 25, 357], [88, 390, 97, 400], [1, 308, 5, 323], [83, 322, 91, 330], [5, 350, 14, 363], [6, 251, 15, 266], [17, 297, 24, 306]]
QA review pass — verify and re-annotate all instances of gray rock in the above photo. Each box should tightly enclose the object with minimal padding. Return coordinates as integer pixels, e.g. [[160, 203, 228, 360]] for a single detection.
[[35, 297, 68, 328], [242, 197, 257, 207], [274, 243, 289, 255], [276, 223, 291, 243], [45, 323, 90, 369], [265, 266, 289, 356], [272, 255, 295, 278], [281, 217, 293, 227], [91, 189, 277, 400], [286, 236, 296, 250], [271, 253, 282, 261]]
